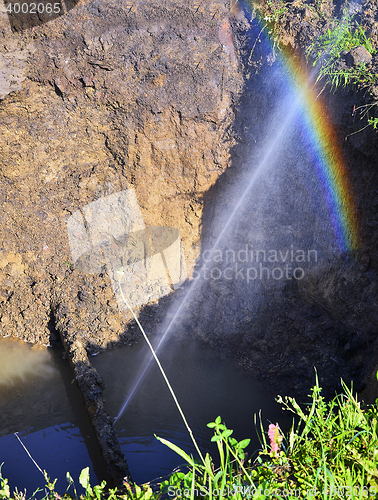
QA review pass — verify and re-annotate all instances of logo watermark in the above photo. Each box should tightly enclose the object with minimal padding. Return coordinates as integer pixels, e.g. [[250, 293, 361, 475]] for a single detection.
[[67, 188, 186, 310], [193, 245, 317, 283], [167, 484, 377, 498], [3, 0, 80, 32]]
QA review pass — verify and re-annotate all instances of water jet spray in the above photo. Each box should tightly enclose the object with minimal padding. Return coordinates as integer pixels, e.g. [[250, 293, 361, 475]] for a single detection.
[[114, 79, 316, 423], [114, 267, 205, 465]]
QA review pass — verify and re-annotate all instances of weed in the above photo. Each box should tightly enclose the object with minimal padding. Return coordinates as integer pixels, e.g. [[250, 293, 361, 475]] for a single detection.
[[306, 6, 377, 91], [0, 465, 10, 499], [156, 374, 378, 499], [325, 62, 377, 89], [78, 468, 110, 500], [346, 102, 378, 137], [260, 0, 289, 51], [369, 116, 378, 129], [306, 7, 378, 134], [264, 0, 288, 24]]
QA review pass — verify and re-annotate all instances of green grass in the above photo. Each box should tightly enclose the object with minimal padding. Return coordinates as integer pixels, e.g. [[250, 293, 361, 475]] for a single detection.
[[305, 6, 378, 135], [2, 373, 378, 500], [263, 0, 289, 24], [306, 7, 377, 91], [254, 1, 378, 134]]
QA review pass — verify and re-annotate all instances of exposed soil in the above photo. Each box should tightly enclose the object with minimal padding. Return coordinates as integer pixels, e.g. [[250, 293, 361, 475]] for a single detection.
[[0, 0, 243, 349]]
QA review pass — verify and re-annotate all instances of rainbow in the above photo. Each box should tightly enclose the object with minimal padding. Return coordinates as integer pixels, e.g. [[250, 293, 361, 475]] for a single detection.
[[234, 1, 359, 252]]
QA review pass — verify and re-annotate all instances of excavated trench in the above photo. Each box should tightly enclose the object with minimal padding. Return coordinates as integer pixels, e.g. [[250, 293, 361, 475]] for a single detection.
[[1, 0, 378, 491]]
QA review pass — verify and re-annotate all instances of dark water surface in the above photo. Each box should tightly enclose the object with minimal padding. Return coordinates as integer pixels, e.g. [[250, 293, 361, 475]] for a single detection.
[[0, 336, 289, 492], [0, 337, 106, 496], [91, 336, 290, 485]]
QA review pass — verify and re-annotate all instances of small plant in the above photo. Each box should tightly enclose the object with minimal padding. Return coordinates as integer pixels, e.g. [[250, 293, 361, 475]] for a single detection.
[[346, 102, 378, 137], [306, 7, 377, 91], [264, 0, 288, 24], [43, 472, 58, 500], [157, 416, 254, 499], [369, 116, 378, 129], [258, 0, 289, 51], [306, 7, 378, 134], [267, 423, 283, 456], [156, 374, 378, 499], [274, 375, 378, 498], [0, 465, 10, 499]]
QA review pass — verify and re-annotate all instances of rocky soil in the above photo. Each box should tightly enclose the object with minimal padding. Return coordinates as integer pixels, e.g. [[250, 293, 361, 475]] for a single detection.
[[0, 0, 243, 347], [1, 0, 378, 410]]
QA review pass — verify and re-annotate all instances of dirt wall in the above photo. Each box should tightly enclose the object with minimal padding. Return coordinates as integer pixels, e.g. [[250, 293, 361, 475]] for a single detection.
[[0, 0, 243, 347]]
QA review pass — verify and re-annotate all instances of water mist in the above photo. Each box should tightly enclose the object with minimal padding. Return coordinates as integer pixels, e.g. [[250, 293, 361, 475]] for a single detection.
[[113, 61, 339, 425]]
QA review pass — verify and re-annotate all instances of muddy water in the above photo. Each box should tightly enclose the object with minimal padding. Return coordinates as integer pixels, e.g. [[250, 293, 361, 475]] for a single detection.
[[0, 337, 106, 496], [0, 338, 55, 388], [91, 337, 291, 485]]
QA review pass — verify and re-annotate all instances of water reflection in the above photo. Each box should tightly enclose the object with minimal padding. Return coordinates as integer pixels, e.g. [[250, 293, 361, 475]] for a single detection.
[[92, 337, 291, 485], [0, 337, 106, 496]]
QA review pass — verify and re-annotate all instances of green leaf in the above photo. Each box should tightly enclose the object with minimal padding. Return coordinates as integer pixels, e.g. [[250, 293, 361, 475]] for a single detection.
[[221, 429, 233, 439], [92, 480, 107, 500], [213, 470, 224, 489], [79, 467, 90, 489], [93, 485, 102, 500], [155, 435, 196, 466], [0, 478, 10, 499], [215, 416, 221, 425], [289, 427, 295, 453], [211, 435, 222, 442], [204, 453, 214, 478], [170, 472, 185, 484], [236, 438, 250, 449]]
